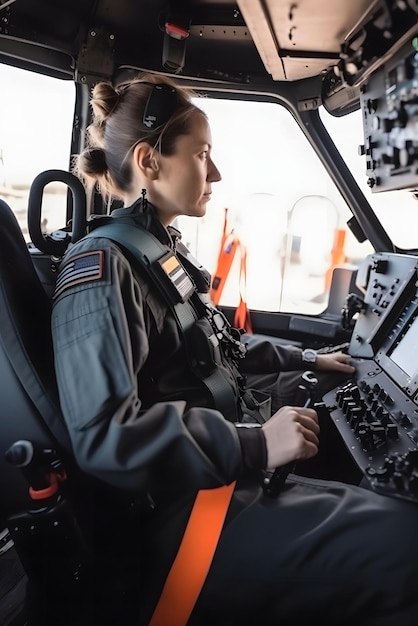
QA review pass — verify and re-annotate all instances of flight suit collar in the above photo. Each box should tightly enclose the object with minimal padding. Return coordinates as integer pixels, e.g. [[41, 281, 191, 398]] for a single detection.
[[110, 199, 210, 291], [111, 199, 181, 250]]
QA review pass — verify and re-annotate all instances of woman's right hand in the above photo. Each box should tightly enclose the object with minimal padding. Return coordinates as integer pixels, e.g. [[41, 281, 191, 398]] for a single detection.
[[262, 405, 320, 470]]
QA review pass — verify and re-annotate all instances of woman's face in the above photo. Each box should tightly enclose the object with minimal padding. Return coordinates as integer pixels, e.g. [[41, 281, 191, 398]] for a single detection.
[[149, 110, 221, 225]]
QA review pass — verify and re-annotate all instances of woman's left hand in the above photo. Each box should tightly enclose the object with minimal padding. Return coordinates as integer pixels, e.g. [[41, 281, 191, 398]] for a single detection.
[[315, 351, 356, 374]]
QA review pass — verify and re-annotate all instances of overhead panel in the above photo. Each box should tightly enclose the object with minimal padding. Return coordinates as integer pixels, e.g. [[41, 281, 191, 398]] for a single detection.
[[237, 0, 377, 81]]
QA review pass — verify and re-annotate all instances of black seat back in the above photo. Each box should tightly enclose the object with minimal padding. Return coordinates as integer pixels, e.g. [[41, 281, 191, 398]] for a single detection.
[[0, 198, 72, 520], [0, 182, 143, 624]]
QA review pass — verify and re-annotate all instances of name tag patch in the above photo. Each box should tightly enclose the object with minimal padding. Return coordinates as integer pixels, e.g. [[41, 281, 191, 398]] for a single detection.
[[158, 252, 195, 302], [53, 250, 105, 299]]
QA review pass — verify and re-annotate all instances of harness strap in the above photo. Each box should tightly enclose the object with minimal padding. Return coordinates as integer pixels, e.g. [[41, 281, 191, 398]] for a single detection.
[[85, 222, 197, 330], [85, 221, 239, 421], [149, 481, 236, 626]]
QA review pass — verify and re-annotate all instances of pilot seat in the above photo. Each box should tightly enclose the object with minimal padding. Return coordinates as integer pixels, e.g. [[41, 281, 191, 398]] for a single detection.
[[0, 171, 144, 626]]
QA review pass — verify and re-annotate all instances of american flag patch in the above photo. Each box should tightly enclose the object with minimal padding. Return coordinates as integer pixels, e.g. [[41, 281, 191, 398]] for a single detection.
[[53, 250, 104, 299]]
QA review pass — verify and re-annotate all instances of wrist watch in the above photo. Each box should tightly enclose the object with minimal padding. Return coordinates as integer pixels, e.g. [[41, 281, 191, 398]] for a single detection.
[[302, 348, 317, 364]]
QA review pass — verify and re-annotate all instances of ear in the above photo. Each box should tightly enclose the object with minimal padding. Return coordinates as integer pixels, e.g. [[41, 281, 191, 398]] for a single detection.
[[133, 143, 159, 180]]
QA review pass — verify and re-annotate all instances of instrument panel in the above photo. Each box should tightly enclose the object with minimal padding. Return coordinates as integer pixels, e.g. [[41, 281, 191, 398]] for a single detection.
[[324, 252, 418, 502], [360, 39, 418, 193]]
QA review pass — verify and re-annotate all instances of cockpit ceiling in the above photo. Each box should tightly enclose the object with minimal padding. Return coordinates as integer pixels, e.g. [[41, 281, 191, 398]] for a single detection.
[[237, 0, 379, 81], [1, 0, 418, 89]]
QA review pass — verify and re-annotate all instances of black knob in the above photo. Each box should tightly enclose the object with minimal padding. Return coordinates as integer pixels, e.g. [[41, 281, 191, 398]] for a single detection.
[[385, 423, 398, 440], [5, 440, 51, 491]]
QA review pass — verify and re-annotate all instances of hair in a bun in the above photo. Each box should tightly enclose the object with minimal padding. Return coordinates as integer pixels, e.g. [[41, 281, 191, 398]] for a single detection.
[[73, 72, 204, 201]]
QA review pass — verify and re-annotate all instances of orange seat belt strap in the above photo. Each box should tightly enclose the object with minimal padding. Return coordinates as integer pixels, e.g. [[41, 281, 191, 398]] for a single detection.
[[149, 481, 236, 626], [324, 228, 346, 291], [211, 208, 238, 306], [211, 232, 239, 305], [233, 243, 253, 334]]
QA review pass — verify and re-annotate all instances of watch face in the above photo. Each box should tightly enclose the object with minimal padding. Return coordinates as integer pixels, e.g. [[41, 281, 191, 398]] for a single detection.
[[302, 349, 316, 363]]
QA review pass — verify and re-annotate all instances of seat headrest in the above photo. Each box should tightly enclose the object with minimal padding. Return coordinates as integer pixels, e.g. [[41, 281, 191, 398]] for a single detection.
[[28, 169, 87, 256]]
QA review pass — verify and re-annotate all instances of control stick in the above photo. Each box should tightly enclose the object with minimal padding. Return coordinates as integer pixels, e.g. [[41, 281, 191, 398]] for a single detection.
[[263, 371, 318, 497]]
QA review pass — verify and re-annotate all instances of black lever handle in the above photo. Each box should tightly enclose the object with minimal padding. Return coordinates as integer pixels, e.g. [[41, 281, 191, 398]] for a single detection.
[[263, 371, 318, 498]]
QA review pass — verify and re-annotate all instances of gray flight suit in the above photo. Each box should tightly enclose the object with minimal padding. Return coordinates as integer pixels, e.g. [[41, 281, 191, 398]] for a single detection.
[[51, 201, 418, 626]]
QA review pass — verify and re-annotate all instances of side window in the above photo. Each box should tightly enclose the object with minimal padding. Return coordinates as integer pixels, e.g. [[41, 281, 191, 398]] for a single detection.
[[0, 64, 75, 240], [177, 98, 373, 315]]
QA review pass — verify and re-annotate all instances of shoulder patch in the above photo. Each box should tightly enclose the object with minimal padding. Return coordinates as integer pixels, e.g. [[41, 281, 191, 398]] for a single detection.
[[53, 250, 105, 299]]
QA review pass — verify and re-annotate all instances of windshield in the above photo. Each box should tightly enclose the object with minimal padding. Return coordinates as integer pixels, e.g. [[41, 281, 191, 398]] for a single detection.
[[320, 106, 418, 250], [177, 96, 374, 314]]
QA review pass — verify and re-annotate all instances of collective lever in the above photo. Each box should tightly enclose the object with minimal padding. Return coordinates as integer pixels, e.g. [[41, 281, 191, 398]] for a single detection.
[[263, 371, 318, 498]]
